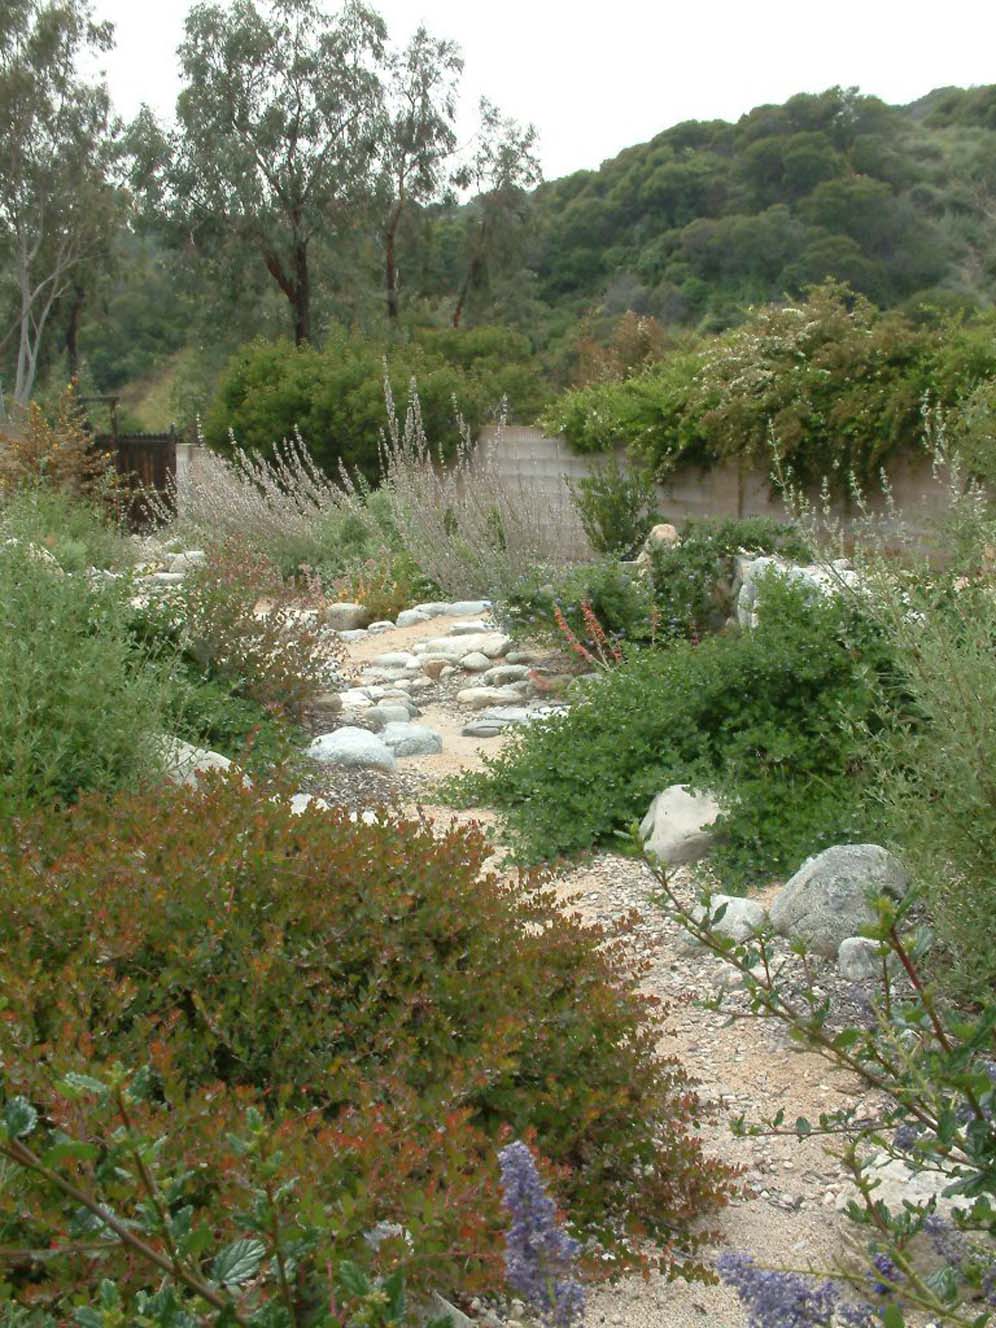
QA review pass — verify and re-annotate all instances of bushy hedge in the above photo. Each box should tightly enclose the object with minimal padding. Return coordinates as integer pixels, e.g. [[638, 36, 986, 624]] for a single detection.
[[541, 283, 996, 492], [452, 576, 897, 882], [0, 780, 733, 1299], [205, 324, 550, 480]]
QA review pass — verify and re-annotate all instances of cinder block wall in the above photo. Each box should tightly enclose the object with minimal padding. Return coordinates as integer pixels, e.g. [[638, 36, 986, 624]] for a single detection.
[[475, 425, 955, 540]]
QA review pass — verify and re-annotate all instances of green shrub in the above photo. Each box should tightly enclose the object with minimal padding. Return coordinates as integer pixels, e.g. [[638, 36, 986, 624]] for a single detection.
[[648, 516, 814, 640], [0, 485, 133, 572], [452, 576, 895, 881], [328, 547, 438, 621], [0, 544, 174, 817], [567, 455, 661, 557], [495, 557, 654, 647], [0, 779, 733, 1287], [204, 325, 549, 482]]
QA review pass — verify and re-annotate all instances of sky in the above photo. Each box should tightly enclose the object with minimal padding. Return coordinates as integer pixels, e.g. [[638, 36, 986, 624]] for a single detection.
[[90, 0, 996, 181]]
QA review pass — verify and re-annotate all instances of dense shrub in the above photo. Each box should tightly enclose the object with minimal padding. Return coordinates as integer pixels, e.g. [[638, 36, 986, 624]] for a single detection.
[[495, 557, 654, 647], [204, 325, 549, 481], [541, 285, 996, 494], [861, 480, 996, 1002], [452, 576, 896, 881], [328, 547, 437, 621], [648, 516, 813, 640], [0, 388, 117, 496], [0, 543, 174, 817], [566, 455, 661, 557], [0, 779, 733, 1292]]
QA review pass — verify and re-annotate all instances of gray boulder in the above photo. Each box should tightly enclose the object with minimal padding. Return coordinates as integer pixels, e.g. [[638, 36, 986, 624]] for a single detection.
[[382, 722, 443, 757], [324, 601, 372, 631], [366, 620, 395, 634], [368, 702, 417, 726], [415, 631, 510, 661], [480, 664, 531, 686], [770, 844, 908, 958], [694, 894, 766, 942], [307, 727, 396, 770], [456, 685, 528, 710], [446, 600, 490, 616], [459, 652, 491, 672], [838, 936, 885, 981], [640, 785, 721, 867]]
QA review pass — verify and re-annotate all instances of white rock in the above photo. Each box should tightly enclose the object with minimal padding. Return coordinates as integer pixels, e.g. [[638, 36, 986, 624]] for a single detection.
[[770, 845, 908, 959], [290, 793, 329, 815], [640, 785, 721, 867], [371, 651, 417, 669], [419, 632, 510, 661], [395, 608, 433, 628], [324, 602, 372, 631], [480, 664, 531, 685], [838, 936, 885, 981], [307, 727, 396, 770], [459, 652, 492, 672], [368, 702, 416, 726], [366, 620, 395, 634], [411, 601, 450, 617], [158, 736, 242, 788], [447, 619, 490, 635], [337, 628, 368, 642], [169, 550, 206, 573], [382, 722, 443, 757], [405, 676, 434, 692], [337, 688, 374, 708], [694, 894, 767, 942], [446, 600, 490, 615]]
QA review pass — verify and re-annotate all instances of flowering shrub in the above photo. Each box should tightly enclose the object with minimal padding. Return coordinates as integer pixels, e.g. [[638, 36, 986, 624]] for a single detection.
[[499, 1142, 585, 1328], [0, 778, 733, 1298], [181, 534, 334, 719]]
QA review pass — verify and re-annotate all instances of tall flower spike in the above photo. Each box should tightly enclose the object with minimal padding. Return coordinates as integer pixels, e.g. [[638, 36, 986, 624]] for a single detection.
[[498, 1141, 585, 1328]]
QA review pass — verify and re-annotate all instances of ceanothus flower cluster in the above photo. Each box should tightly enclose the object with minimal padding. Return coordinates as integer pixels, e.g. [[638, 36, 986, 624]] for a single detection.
[[497, 1140, 585, 1328]]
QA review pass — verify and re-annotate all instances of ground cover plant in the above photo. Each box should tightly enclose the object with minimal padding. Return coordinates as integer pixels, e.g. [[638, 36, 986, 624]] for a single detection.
[[0, 778, 734, 1315], [450, 574, 898, 882]]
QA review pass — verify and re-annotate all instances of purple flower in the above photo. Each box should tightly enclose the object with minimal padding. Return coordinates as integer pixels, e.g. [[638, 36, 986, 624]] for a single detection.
[[498, 1141, 585, 1328], [717, 1252, 838, 1327], [922, 1213, 967, 1266], [870, 1252, 900, 1296]]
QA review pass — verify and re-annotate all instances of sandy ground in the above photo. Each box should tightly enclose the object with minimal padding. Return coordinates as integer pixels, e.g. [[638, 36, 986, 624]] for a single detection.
[[337, 615, 870, 1328]]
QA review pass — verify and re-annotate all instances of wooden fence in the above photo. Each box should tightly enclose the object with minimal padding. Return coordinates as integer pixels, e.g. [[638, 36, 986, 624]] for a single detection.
[[98, 432, 177, 530]]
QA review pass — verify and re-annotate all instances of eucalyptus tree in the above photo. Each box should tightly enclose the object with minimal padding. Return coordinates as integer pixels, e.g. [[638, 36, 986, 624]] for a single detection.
[[132, 0, 386, 346], [378, 26, 462, 320], [451, 99, 542, 328], [0, 0, 119, 405]]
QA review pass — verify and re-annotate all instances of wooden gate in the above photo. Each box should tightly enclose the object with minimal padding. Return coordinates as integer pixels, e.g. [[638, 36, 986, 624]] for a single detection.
[[98, 431, 177, 530]]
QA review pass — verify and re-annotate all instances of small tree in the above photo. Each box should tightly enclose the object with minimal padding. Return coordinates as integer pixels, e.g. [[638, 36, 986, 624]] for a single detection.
[[0, 0, 119, 405]]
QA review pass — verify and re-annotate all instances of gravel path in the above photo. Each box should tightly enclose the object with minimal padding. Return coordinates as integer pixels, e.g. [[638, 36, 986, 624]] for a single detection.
[[323, 615, 877, 1328]]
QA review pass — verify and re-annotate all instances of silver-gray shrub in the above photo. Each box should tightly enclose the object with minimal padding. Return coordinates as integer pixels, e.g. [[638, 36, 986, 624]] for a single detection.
[[376, 381, 593, 600]]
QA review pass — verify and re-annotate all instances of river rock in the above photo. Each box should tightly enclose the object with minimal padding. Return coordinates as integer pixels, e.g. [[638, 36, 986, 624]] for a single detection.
[[459, 652, 491, 672], [307, 727, 396, 770], [416, 632, 510, 661], [382, 722, 443, 757], [456, 685, 527, 710]]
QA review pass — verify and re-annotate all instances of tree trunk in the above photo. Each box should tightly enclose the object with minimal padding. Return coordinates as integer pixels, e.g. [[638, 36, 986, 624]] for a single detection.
[[292, 238, 311, 346], [65, 282, 85, 381], [452, 222, 487, 329], [385, 199, 404, 321]]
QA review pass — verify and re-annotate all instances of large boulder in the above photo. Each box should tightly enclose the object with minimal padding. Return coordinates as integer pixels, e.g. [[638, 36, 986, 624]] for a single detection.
[[770, 844, 907, 958], [694, 894, 767, 942], [324, 602, 373, 631], [640, 785, 721, 867], [635, 522, 680, 571], [307, 727, 396, 770], [735, 556, 861, 630]]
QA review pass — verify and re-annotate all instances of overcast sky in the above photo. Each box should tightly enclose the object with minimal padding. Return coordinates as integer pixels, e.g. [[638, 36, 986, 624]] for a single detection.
[[90, 0, 996, 180]]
